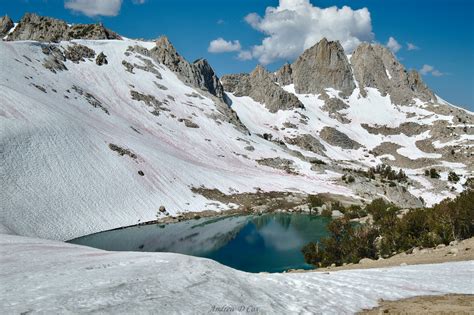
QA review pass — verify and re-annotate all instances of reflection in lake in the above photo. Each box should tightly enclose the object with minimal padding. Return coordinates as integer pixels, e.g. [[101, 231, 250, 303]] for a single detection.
[[69, 213, 330, 273]]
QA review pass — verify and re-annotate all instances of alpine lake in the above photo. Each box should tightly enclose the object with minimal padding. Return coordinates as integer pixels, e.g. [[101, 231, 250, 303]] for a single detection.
[[69, 213, 331, 273]]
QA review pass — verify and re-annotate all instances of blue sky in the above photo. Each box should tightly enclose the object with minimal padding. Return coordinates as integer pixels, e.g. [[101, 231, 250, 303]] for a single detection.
[[2, 0, 473, 110]]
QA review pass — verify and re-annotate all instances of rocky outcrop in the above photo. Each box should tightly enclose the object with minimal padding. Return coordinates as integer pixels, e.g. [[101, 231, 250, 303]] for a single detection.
[[0, 15, 14, 38], [351, 43, 435, 104], [291, 38, 355, 96], [192, 58, 225, 98], [319, 127, 361, 149], [275, 63, 293, 86], [67, 23, 121, 40], [64, 44, 95, 63], [222, 65, 304, 113], [148, 37, 225, 100], [95, 52, 108, 66], [126, 38, 247, 131], [284, 134, 326, 155], [6, 13, 121, 42], [256, 157, 296, 174], [41, 45, 67, 73], [361, 122, 428, 136]]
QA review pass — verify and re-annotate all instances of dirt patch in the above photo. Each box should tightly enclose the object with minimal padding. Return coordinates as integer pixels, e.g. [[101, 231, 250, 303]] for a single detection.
[[358, 294, 474, 314]]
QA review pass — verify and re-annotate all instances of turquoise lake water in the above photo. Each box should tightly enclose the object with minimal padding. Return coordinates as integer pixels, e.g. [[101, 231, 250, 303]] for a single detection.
[[69, 213, 330, 273]]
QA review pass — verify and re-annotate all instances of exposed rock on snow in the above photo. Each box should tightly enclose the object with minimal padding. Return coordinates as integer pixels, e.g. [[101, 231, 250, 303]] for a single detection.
[[319, 126, 362, 150], [108, 143, 138, 159], [361, 122, 428, 136], [285, 134, 326, 155], [64, 44, 96, 63], [95, 52, 108, 66], [257, 157, 296, 174], [222, 65, 304, 113], [6, 13, 121, 42]]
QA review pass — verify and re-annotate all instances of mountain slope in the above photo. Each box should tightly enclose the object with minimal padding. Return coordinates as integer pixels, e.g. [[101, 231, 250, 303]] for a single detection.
[[0, 38, 352, 240], [1, 14, 472, 241]]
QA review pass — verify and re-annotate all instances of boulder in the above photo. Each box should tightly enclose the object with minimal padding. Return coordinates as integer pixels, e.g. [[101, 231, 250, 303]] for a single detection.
[[95, 52, 108, 66]]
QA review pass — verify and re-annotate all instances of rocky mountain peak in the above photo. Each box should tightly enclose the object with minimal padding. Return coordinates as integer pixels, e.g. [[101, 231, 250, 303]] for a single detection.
[[6, 13, 121, 42], [351, 43, 435, 104], [0, 15, 14, 38], [291, 38, 355, 96]]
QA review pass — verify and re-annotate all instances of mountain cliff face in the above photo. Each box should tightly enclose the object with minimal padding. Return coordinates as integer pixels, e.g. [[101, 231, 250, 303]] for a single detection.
[[1, 14, 473, 240]]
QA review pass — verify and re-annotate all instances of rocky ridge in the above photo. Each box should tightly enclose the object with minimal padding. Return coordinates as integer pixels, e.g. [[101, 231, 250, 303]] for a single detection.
[[6, 13, 121, 42]]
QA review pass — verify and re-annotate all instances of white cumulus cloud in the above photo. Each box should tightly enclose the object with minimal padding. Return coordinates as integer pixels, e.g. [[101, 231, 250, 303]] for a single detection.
[[407, 42, 419, 51], [420, 64, 444, 77], [64, 0, 123, 17], [237, 50, 253, 61], [242, 0, 374, 65], [386, 36, 401, 53], [208, 38, 242, 53]]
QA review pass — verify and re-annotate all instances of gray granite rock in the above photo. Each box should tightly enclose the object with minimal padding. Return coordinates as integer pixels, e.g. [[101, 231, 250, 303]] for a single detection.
[[284, 134, 326, 155], [351, 43, 435, 104], [0, 15, 14, 38], [222, 65, 304, 113], [95, 52, 108, 66], [148, 37, 225, 100], [319, 126, 361, 149], [275, 63, 293, 86], [64, 44, 95, 63], [7, 13, 121, 42], [291, 38, 355, 96]]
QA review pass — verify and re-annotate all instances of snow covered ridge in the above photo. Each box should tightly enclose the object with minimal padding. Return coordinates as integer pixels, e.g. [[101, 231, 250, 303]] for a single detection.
[[1, 234, 473, 314], [0, 13, 473, 241]]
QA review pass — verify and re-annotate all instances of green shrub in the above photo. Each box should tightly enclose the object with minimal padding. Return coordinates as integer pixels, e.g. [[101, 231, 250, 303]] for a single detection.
[[430, 168, 440, 179], [448, 171, 460, 183], [321, 207, 332, 217], [301, 190, 474, 267], [307, 195, 324, 208]]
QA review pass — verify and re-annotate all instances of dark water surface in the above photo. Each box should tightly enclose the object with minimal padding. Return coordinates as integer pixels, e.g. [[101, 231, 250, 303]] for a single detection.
[[69, 213, 330, 273]]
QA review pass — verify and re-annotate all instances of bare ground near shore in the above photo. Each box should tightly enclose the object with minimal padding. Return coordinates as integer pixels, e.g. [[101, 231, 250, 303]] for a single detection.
[[358, 294, 474, 314], [307, 237, 474, 273]]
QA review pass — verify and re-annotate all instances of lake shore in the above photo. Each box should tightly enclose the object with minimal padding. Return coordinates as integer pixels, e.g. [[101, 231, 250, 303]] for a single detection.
[[287, 237, 474, 273]]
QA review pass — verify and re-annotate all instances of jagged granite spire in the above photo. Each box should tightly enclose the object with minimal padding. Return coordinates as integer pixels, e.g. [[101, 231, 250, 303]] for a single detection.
[[222, 65, 304, 113], [6, 13, 121, 42], [0, 15, 14, 38]]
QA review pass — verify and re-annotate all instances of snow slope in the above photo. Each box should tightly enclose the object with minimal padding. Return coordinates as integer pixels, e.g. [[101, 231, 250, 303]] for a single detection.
[[0, 40, 351, 240], [1, 234, 473, 314]]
